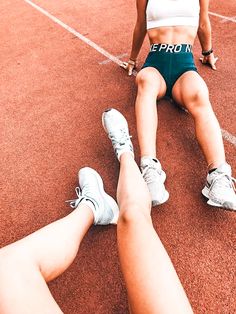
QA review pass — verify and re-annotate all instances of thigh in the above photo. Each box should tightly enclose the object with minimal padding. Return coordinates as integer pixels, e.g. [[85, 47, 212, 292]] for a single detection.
[[172, 70, 210, 110], [0, 246, 63, 314], [136, 67, 167, 100]]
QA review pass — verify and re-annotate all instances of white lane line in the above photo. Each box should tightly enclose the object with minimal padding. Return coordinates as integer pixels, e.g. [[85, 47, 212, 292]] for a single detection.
[[99, 53, 128, 65], [209, 11, 236, 23], [24, 0, 123, 66], [220, 17, 236, 24], [24, 0, 236, 148], [221, 129, 236, 146]]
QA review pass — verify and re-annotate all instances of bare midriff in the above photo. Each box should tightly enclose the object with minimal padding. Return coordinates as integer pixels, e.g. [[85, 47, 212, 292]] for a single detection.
[[147, 25, 198, 45]]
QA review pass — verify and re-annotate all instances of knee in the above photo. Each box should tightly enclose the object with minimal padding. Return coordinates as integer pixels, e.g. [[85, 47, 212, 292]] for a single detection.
[[0, 248, 17, 279], [0, 246, 18, 270], [187, 87, 212, 116], [136, 69, 158, 91], [0, 245, 34, 276], [118, 205, 151, 226]]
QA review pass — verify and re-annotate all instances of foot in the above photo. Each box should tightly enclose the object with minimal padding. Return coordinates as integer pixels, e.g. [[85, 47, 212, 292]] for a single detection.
[[102, 108, 134, 161], [67, 167, 119, 224], [202, 163, 236, 211], [141, 157, 169, 206]]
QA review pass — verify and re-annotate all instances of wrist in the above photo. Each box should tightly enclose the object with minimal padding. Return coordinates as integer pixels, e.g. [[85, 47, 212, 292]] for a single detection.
[[128, 59, 137, 66], [202, 48, 213, 56]]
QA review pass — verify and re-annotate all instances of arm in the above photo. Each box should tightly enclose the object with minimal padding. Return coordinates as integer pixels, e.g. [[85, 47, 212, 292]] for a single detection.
[[121, 0, 148, 75], [130, 0, 148, 61], [198, 0, 218, 70], [198, 0, 212, 51]]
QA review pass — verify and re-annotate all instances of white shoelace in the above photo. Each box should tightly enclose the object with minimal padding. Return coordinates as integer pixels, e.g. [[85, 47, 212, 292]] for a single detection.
[[142, 165, 162, 184], [109, 129, 132, 147], [65, 186, 82, 209]]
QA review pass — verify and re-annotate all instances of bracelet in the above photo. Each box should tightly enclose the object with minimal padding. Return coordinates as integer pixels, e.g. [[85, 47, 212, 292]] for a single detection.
[[202, 48, 213, 56]]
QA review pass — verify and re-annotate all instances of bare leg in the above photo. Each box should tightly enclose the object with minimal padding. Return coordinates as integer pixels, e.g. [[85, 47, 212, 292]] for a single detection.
[[117, 152, 193, 314], [135, 67, 166, 157], [0, 204, 94, 314], [172, 71, 225, 169]]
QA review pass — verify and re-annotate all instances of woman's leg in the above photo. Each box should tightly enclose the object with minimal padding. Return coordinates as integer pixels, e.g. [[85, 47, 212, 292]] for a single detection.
[[172, 71, 225, 169], [135, 68, 169, 205], [135, 67, 166, 158], [172, 71, 236, 210], [0, 168, 119, 314], [0, 204, 93, 314], [117, 154, 193, 314], [103, 109, 193, 314]]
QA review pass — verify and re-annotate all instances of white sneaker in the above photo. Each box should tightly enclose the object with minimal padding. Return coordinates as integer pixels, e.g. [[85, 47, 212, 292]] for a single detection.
[[102, 108, 134, 161], [66, 167, 119, 225], [202, 163, 236, 211], [141, 157, 169, 206]]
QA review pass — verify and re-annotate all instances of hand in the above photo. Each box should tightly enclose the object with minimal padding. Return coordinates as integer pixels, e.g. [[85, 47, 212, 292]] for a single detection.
[[120, 59, 137, 76], [200, 53, 218, 70]]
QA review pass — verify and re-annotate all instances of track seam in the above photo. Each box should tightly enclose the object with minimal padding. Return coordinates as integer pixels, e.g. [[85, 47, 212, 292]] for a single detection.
[[23, 0, 236, 148]]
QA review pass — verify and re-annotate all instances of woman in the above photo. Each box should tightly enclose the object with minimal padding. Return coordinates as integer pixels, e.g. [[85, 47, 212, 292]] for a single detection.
[[122, 0, 236, 210], [0, 109, 193, 314]]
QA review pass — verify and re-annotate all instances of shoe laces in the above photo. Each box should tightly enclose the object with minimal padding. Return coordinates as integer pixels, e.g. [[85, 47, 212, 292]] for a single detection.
[[65, 187, 83, 209], [209, 172, 236, 193], [66, 184, 98, 210], [142, 165, 162, 184], [109, 129, 131, 147]]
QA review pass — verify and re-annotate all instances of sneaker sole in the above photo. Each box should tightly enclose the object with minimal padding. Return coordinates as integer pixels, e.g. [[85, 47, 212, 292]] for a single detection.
[[202, 186, 236, 211], [79, 167, 120, 224]]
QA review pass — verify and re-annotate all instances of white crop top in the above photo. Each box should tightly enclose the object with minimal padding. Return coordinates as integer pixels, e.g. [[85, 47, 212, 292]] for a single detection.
[[146, 0, 200, 29]]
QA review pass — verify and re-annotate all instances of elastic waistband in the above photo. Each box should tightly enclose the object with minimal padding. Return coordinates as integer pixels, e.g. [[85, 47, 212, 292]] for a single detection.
[[150, 44, 193, 53]]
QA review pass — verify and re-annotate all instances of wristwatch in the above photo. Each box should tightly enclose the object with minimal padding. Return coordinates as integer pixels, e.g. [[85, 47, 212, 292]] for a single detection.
[[202, 48, 213, 56]]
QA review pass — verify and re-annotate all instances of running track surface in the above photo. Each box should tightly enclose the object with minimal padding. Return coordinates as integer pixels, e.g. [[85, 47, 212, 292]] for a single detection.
[[0, 1, 235, 313]]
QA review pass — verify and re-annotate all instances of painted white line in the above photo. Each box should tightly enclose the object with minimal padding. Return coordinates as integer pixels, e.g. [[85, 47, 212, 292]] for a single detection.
[[220, 16, 236, 24], [221, 129, 236, 146], [24, 0, 123, 66], [24, 0, 236, 147], [99, 53, 128, 65], [209, 11, 236, 23]]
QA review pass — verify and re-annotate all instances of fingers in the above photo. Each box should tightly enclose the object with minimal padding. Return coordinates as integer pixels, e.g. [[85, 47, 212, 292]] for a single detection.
[[120, 61, 135, 76], [121, 58, 137, 74], [211, 62, 217, 70], [120, 62, 128, 69], [210, 57, 218, 70], [128, 66, 134, 76], [199, 57, 206, 64], [199, 56, 218, 70], [211, 57, 218, 70]]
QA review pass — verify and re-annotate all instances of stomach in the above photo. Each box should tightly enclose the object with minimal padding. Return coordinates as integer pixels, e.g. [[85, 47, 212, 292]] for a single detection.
[[147, 25, 198, 45]]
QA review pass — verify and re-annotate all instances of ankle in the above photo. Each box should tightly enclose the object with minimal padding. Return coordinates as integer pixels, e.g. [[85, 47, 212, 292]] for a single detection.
[[140, 156, 159, 168], [141, 155, 157, 160], [78, 199, 96, 221], [74, 202, 95, 224], [119, 151, 134, 162], [208, 161, 226, 171]]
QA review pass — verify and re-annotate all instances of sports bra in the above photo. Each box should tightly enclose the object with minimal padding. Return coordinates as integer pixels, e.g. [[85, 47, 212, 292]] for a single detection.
[[146, 0, 200, 29]]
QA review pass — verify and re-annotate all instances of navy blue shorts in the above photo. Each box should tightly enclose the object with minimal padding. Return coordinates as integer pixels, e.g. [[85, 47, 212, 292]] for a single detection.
[[142, 43, 198, 97]]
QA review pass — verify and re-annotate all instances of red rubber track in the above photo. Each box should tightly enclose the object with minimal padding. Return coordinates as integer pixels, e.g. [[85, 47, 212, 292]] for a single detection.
[[0, 0, 235, 313]]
